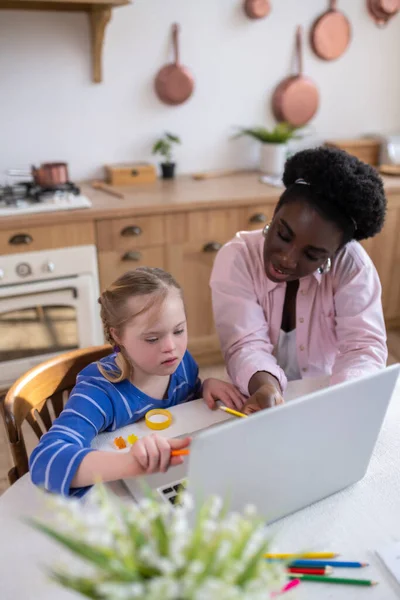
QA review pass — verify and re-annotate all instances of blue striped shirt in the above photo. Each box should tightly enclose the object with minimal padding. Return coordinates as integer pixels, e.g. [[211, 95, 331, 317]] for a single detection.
[[29, 350, 201, 497]]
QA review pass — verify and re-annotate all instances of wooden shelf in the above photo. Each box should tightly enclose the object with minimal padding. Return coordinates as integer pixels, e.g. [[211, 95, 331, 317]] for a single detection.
[[0, 0, 131, 83]]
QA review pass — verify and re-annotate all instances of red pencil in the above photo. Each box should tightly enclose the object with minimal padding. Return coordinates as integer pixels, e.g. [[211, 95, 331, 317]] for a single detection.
[[288, 566, 332, 576]]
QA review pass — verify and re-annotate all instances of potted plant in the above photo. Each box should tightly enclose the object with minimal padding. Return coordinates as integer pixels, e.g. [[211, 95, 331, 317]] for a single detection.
[[30, 485, 291, 599], [235, 123, 301, 177], [152, 132, 181, 180]]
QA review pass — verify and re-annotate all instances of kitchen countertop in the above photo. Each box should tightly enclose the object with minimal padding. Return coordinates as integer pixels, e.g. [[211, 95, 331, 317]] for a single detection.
[[1, 172, 400, 231]]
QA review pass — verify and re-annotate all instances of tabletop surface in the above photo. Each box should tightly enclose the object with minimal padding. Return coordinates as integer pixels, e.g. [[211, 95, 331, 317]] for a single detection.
[[1, 375, 399, 600]]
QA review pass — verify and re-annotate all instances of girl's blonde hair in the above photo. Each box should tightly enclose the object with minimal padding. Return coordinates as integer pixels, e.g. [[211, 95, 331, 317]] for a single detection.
[[98, 267, 182, 383]]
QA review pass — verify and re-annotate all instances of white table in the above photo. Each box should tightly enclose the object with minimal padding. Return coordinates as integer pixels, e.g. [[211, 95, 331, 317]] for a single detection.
[[1, 377, 400, 600]]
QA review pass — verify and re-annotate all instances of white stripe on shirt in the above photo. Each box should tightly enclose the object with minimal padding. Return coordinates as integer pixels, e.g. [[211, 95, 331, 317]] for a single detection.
[[61, 448, 91, 496], [62, 408, 98, 433], [44, 443, 71, 490], [30, 440, 64, 473], [90, 376, 133, 419], [181, 359, 188, 383], [70, 392, 108, 420], [49, 427, 84, 447], [50, 424, 85, 440]]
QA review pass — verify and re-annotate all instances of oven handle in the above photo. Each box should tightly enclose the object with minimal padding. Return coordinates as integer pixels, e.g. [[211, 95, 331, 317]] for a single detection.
[[0, 275, 82, 299], [4, 285, 78, 301]]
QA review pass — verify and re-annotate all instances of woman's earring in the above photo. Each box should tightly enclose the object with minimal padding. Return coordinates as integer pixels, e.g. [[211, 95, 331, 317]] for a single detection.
[[114, 344, 121, 353], [318, 257, 331, 275], [262, 223, 270, 237]]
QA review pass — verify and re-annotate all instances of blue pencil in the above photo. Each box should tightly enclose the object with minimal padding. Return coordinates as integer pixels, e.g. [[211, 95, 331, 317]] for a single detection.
[[287, 560, 368, 569]]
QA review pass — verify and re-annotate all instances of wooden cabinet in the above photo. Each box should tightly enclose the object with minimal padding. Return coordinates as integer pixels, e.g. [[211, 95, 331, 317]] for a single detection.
[[98, 248, 165, 291], [0, 222, 94, 256], [361, 196, 400, 328]]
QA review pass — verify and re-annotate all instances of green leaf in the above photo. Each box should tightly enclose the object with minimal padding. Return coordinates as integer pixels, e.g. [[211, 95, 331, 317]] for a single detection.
[[234, 123, 300, 144], [165, 132, 181, 144], [30, 521, 137, 582], [49, 571, 105, 600]]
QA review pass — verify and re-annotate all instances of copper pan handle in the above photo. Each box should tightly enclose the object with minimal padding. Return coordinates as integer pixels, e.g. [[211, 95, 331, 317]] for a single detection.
[[172, 23, 180, 66], [296, 25, 303, 76], [330, 0, 337, 9]]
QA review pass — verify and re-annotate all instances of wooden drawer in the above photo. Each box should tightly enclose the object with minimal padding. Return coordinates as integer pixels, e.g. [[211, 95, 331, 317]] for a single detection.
[[98, 248, 165, 291], [0, 222, 94, 255], [96, 216, 164, 251], [165, 208, 242, 245], [242, 204, 275, 231]]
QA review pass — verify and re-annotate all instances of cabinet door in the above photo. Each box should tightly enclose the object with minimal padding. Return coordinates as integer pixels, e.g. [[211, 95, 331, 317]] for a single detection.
[[166, 240, 223, 363], [361, 204, 400, 325], [98, 248, 165, 291], [242, 204, 275, 231]]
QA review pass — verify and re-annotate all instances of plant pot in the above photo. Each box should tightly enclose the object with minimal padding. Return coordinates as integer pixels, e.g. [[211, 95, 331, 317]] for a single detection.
[[161, 162, 176, 179], [259, 143, 288, 177]]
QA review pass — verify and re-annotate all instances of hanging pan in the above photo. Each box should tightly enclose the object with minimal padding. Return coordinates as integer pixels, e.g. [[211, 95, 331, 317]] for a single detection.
[[310, 0, 351, 60], [272, 26, 319, 127], [154, 23, 194, 106]]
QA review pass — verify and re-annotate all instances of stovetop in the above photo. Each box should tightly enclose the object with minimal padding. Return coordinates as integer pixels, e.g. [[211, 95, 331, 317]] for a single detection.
[[0, 181, 92, 216]]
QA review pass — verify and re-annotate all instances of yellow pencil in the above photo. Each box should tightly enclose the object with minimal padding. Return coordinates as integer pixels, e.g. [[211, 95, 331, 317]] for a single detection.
[[219, 405, 248, 419], [264, 552, 339, 560]]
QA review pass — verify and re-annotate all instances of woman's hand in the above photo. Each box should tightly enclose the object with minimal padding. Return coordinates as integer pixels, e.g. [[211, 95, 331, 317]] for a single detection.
[[203, 378, 246, 411], [243, 381, 284, 415], [129, 434, 191, 475]]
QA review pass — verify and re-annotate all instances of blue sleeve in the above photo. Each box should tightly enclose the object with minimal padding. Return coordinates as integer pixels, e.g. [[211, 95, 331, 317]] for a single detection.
[[29, 377, 114, 497], [183, 351, 203, 399]]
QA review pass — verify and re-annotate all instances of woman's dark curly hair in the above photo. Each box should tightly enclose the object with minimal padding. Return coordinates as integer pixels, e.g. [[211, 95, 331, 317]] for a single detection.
[[277, 146, 387, 244]]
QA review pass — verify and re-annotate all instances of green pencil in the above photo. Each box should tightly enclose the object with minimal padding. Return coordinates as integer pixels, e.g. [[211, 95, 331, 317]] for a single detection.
[[288, 574, 377, 586]]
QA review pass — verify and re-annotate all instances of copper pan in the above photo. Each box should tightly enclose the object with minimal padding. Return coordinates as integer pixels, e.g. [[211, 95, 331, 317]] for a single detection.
[[367, 0, 399, 26], [310, 0, 351, 61], [154, 23, 194, 106], [272, 26, 319, 128], [243, 0, 271, 19]]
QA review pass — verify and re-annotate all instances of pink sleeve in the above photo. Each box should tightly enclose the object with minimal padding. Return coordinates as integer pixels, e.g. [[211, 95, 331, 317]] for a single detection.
[[210, 240, 287, 395], [331, 261, 388, 386]]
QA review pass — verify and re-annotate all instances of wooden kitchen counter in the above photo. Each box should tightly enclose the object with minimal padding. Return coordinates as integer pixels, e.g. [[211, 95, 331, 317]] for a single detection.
[[1, 172, 400, 230], [1, 172, 400, 365]]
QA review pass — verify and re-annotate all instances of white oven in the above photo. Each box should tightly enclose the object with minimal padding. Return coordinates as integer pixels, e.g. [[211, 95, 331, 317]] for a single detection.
[[0, 245, 104, 388]]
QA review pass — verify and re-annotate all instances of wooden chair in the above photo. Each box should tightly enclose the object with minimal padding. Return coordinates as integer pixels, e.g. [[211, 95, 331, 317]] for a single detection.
[[0, 345, 112, 485]]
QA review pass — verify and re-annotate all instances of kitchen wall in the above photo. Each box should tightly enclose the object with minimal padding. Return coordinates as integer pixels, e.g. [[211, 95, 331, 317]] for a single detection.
[[0, 0, 399, 181]]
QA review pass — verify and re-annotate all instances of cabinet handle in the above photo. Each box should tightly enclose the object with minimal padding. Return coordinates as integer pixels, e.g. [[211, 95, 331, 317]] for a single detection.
[[9, 233, 33, 245], [203, 241, 222, 253], [121, 225, 142, 237], [249, 212, 267, 224], [122, 251, 142, 261]]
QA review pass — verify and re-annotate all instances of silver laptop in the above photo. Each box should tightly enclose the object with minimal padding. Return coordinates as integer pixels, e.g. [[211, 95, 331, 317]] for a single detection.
[[123, 364, 399, 523]]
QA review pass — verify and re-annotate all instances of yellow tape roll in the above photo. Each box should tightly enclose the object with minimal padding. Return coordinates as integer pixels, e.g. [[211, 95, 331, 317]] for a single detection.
[[145, 408, 172, 430]]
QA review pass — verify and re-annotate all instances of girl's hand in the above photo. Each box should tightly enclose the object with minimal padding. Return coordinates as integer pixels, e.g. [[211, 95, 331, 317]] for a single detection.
[[243, 382, 284, 415], [203, 378, 246, 411], [129, 434, 191, 475]]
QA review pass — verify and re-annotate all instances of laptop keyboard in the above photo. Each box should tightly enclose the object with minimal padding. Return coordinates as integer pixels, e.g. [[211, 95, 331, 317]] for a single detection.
[[158, 478, 187, 506]]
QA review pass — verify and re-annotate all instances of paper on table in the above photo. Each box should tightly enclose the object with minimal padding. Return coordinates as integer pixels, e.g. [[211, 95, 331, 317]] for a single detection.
[[376, 542, 400, 586]]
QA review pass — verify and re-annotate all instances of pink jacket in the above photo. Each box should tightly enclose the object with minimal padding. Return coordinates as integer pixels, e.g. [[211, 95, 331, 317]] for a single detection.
[[210, 229, 387, 395]]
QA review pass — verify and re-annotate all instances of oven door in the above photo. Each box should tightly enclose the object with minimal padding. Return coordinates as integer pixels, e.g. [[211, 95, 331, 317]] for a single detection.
[[0, 274, 104, 388]]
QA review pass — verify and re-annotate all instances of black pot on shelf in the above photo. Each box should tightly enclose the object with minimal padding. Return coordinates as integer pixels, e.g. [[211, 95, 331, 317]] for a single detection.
[[161, 162, 176, 179]]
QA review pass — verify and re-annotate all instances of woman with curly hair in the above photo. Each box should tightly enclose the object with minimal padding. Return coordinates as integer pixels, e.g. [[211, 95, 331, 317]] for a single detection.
[[209, 146, 388, 414]]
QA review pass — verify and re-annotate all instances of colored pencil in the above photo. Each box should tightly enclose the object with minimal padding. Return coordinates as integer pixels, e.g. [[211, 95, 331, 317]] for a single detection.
[[265, 552, 338, 560], [288, 574, 377, 586], [288, 566, 332, 576], [271, 579, 301, 597], [171, 449, 190, 457], [219, 406, 248, 418], [288, 560, 368, 569]]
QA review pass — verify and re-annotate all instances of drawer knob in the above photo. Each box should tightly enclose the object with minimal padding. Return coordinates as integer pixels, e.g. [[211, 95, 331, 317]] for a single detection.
[[121, 225, 142, 237], [9, 233, 33, 245], [203, 241, 222, 253], [122, 251, 142, 261], [249, 212, 267, 224]]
